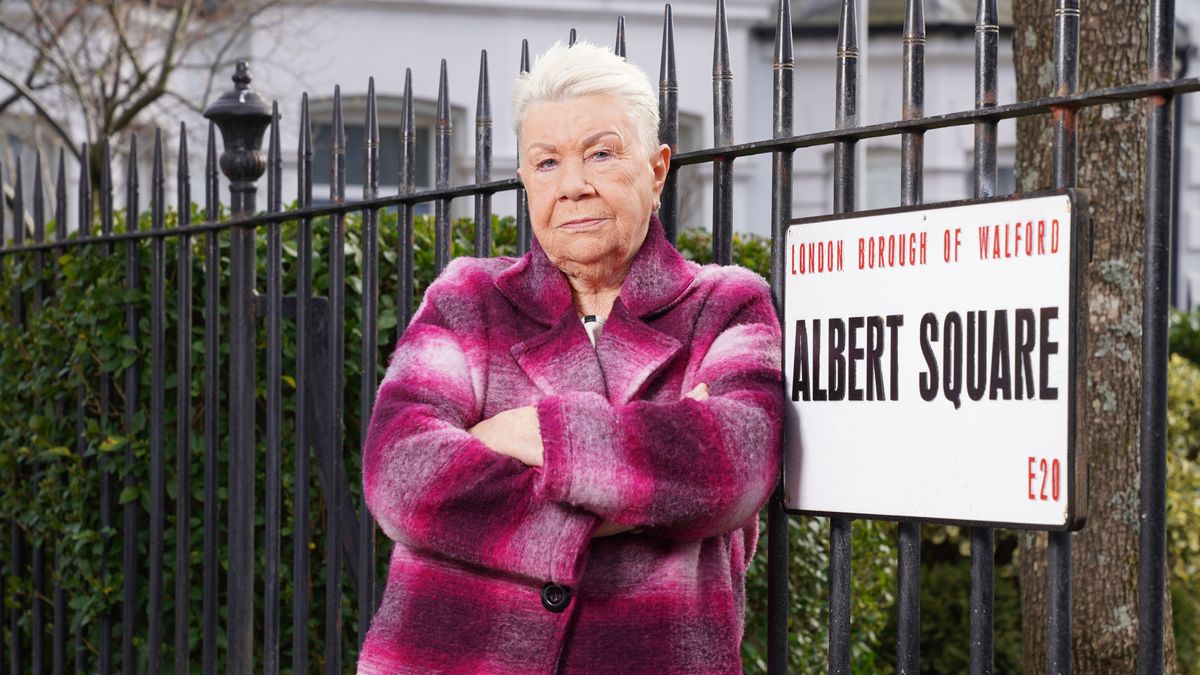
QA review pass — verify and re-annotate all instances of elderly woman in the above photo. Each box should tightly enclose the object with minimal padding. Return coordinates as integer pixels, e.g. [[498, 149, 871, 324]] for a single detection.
[[358, 42, 783, 674]]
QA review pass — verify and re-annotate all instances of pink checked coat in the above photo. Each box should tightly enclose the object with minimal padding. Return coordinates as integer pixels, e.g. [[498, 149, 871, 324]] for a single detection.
[[358, 216, 783, 674]]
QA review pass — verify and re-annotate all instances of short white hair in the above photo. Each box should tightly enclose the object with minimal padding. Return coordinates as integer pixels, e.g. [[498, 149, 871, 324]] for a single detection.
[[512, 40, 660, 158]]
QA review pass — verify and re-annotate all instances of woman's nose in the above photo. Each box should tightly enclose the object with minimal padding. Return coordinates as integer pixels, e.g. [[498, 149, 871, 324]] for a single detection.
[[557, 159, 595, 200]]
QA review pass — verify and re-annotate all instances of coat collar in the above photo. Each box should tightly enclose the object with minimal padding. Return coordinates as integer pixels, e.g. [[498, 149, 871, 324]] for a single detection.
[[495, 215, 696, 325], [499, 215, 693, 405]]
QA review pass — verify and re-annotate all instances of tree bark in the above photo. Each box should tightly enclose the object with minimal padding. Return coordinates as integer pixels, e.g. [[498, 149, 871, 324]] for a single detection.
[[1013, 0, 1178, 672]]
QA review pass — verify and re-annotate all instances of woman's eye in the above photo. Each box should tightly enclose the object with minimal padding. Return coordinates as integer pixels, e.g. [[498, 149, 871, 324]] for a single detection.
[[535, 158, 558, 171], [589, 149, 613, 161]]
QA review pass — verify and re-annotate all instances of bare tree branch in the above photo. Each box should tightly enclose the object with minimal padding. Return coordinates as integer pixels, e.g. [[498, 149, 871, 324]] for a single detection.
[[0, 67, 81, 160], [27, 0, 95, 141]]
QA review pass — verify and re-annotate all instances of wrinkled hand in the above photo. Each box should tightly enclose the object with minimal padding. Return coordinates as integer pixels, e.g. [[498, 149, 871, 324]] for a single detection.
[[684, 382, 710, 401], [468, 405, 544, 467]]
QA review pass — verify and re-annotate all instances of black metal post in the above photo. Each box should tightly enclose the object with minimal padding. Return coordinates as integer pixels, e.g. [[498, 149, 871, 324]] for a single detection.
[[970, 2, 998, 673], [398, 72, 417, 337], [265, 100, 284, 675], [121, 135, 140, 675], [659, 4, 679, 244], [474, 52, 493, 257], [148, 127, 167, 674], [1139, 0, 1175, 673], [201, 121, 220, 675], [292, 90, 315, 675], [516, 40, 532, 255], [830, 0, 858, 672], [435, 60, 452, 273], [767, 2, 793, 673], [1047, 2, 1079, 673], [712, 0, 733, 265], [204, 60, 272, 675], [898, 1, 926, 672], [325, 84, 347, 675], [358, 79, 380, 647], [173, 123, 193, 675]]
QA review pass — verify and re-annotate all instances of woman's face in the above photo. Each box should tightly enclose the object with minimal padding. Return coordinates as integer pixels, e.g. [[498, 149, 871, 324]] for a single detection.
[[517, 93, 670, 281]]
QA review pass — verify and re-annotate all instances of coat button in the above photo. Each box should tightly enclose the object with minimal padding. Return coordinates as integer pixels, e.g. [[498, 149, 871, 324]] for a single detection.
[[541, 582, 571, 613]]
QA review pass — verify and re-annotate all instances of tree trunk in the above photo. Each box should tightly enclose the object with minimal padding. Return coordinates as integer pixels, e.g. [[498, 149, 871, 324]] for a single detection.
[[1012, 0, 1178, 672]]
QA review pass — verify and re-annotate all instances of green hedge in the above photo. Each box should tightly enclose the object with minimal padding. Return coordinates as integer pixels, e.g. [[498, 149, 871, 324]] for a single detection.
[[0, 209, 896, 673]]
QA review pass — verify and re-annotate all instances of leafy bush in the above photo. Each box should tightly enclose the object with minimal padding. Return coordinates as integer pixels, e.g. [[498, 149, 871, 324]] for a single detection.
[[1166, 353, 1200, 674], [0, 211, 895, 672]]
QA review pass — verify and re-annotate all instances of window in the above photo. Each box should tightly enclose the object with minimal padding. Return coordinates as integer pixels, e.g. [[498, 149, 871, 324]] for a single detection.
[[313, 124, 432, 191], [309, 95, 457, 212]]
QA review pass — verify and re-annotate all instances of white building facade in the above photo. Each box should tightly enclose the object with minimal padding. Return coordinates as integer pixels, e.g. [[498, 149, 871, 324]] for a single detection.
[[3, 0, 1199, 303]]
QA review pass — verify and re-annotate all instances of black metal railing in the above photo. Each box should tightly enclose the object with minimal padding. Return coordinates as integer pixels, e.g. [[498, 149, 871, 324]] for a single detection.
[[0, 0, 1193, 673]]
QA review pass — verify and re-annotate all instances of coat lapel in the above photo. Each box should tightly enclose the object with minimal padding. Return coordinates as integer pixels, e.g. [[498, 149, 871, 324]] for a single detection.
[[497, 215, 696, 404], [510, 307, 608, 398], [594, 298, 682, 404]]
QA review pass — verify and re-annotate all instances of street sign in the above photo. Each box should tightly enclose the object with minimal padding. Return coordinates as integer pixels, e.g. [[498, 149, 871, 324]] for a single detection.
[[782, 191, 1088, 530]]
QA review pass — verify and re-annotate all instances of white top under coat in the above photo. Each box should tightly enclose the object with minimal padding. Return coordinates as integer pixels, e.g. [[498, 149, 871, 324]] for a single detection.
[[582, 314, 604, 347]]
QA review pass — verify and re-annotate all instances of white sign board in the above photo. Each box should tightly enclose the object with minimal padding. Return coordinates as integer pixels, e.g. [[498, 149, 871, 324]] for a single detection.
[[783, 191, 1087, 530]]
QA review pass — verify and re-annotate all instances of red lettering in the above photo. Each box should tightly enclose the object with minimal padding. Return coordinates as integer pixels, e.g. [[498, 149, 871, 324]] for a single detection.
[[1051, 459, 1061, 501], [1028, 457, 1037, 500], [1039, 458, 1049, 500]]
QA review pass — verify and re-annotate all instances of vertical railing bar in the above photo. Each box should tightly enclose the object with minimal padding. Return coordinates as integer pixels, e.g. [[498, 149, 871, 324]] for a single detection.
[[8, 157, 23, 672], [897, 3, 925, 673], [474, 51, 493, 257], [51, 147, 68, 675], [1047, 1, 1078, 672], [712, 0, 733, 265], [397, 73, 416, 339], [1139, 0, 1175, 673], [79, 143, 91, 237], [969, 1, 998, 673], [98, 137, 115, 675], [30, 150, 46, 675], [201, 121, 220, 675], [658, 4, 679, 244], [7, 155, 25, 675], [357, 80, 381, 650], [33, 151, 46, 306], [54, 149, 66, 243], [265, 100, 284, 675], [71, 268, 86, 672], [516, 40, 532, 255], [325, 84, 346, 675], [434, 60, 452, 273], [615, 15, 626, 58], [767, 1, 793, 673], [8, 517, 23, 675], [829, 0, 858, 672], [173, 123, 193, 675], [121, 133, 141, 675], [12, 156, 24, 250], [226, 82, 262, 667], [293, 92, 314, 675], [148, 127, 167, 675]]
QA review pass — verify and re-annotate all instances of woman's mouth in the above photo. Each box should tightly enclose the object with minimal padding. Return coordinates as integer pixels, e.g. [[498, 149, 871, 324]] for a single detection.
[[559, 217, 607, 230]]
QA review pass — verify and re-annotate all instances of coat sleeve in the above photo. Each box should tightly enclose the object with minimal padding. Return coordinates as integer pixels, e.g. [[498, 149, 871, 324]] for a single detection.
[[362, 271, 601, 586], [533, 279, 784, 542]]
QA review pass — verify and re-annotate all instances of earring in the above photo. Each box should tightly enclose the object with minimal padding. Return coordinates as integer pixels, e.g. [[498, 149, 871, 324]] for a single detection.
[[653, 200, 661, 211]]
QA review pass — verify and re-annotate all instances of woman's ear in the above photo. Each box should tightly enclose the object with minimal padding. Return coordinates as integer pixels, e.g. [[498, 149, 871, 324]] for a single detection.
[[651, 143, 671, 194]]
